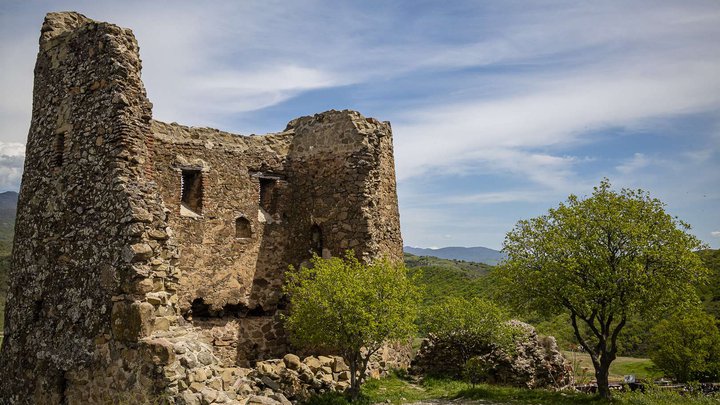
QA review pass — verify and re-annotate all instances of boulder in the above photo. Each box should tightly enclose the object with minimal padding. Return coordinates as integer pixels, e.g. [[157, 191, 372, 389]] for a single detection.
[[283, 354, 302, 370], [303, 356, 322, 373], [331, 356, 349, 373]]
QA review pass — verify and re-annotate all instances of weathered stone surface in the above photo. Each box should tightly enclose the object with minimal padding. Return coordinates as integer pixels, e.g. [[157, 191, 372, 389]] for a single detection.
[[332, 356, 349, 373], [181, 391, 202, 405], [283, 354, 302, 370], [303, 356, 322, 373]]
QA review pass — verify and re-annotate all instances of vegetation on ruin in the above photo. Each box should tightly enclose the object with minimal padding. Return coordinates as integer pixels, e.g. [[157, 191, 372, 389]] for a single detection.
[[419, 296, 517, 366], [492, 179, 708, 399], [283, 251, 421, 399]]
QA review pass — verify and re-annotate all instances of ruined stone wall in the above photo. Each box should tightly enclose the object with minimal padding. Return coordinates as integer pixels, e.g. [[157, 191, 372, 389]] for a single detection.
[[0, 11, 404, 404], [285, 111, 402, 263], [0, 12, 181, 404], [148, 112, 402, 367], [149, 121, 294, 315]]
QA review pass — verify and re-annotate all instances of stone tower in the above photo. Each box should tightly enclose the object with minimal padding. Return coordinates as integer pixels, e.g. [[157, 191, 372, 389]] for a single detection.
[[0, 12, 402, 404]]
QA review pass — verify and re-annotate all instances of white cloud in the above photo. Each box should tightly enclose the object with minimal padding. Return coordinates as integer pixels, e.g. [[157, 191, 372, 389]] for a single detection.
[[0, 142, 26, 157], [616, 153, 651, 174], [0, 142, 25, 191], [712, 231, 720, 238]]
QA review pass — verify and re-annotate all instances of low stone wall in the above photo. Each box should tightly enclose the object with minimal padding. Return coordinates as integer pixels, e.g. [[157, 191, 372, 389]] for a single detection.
[[84, 323, 412, 404], [365, 340, 413, 379]]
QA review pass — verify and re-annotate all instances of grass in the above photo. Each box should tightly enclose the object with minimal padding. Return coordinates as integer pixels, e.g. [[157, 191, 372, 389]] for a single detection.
[[309, 373, 720, 405], [562, 351, 663, 383], [360, 373, 604, 405]]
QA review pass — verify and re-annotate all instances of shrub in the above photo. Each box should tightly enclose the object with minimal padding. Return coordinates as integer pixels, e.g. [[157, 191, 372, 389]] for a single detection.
[[649, 308, 720, 382], [284, 251, 420, 399]]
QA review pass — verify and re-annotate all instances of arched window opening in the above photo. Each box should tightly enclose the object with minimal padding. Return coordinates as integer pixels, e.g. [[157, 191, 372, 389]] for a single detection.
[[311, 224, 323, 255], [236, 216, 251, 238], [181, 169, 203, 214], [259, 177, 276, 213]]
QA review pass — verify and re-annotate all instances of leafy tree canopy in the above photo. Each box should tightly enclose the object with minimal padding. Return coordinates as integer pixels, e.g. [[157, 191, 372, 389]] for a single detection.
[[283, 251, 420, 398], [697, 249, 720, 318], [420, 296, 515, 352], [493, 179, 707, 398]]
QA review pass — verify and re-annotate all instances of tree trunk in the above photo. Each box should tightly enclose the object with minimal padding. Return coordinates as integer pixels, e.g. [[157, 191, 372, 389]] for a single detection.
[[348, 357, 359, 400], [569, 311, 619, 400], [595, 358, 611, 399]]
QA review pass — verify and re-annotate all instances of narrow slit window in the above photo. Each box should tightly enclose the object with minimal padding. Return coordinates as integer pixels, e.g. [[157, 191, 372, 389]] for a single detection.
[[54, 133, 65, 167], [236, 217, 251, 238], [259, 178, 276, 213], [181, 169, 203, 214], [311, 224, 323, 255]]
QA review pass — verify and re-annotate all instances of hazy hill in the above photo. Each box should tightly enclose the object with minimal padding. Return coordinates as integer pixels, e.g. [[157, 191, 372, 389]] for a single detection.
[[0, 191, 18, 249], [404, 245, 506, 265], [0, 191, 16, 337]]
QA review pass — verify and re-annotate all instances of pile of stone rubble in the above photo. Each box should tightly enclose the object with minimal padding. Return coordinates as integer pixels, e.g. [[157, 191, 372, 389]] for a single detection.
[[173, 347, 359, 404]]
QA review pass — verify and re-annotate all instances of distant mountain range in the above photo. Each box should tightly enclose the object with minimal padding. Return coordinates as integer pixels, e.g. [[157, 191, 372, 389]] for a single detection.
[[403, 245, 507, 265], [0, 191, 17, 212]]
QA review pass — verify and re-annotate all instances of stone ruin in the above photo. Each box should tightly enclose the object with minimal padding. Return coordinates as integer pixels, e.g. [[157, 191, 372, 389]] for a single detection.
[[0, 12, 404, 404], [411, 320, 573, 389]]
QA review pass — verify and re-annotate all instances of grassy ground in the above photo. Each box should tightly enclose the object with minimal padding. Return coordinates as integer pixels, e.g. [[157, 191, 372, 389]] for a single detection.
[[310, 373, 720, 405], [562, 351, 663, 383]]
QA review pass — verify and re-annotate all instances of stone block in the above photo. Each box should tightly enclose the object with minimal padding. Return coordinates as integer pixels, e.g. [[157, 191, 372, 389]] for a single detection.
[[331, 356, 349, 373], [303, 357, 321, 373], [111, 301, 154, 341]]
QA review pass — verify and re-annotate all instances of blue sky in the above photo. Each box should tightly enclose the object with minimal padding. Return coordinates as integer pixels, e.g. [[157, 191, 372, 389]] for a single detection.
[[1, 1, 719, 249]]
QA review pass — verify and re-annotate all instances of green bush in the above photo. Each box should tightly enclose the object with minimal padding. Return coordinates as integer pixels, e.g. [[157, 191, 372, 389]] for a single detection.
[[463, 356, 491, 387], [649, 308, 720, 382], [420, 296, 517, 362]]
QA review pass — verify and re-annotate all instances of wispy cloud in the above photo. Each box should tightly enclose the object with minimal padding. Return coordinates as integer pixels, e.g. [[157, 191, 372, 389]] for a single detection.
[[444, 190, 553, 205], [393, 59, 720, 182], [616, 153, 651, 174]]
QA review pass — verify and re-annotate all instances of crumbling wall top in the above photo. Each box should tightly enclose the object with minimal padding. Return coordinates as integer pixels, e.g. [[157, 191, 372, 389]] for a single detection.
[[40, 12, 92, 42]]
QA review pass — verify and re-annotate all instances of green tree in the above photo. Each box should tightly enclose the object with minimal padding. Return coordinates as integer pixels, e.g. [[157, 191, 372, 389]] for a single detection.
[[283, 251, 420, 400], [649, 308, 720, 382], [697, 249, 720, 318], [420, 296, 516, 370], [493, 180, 707, 399]]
